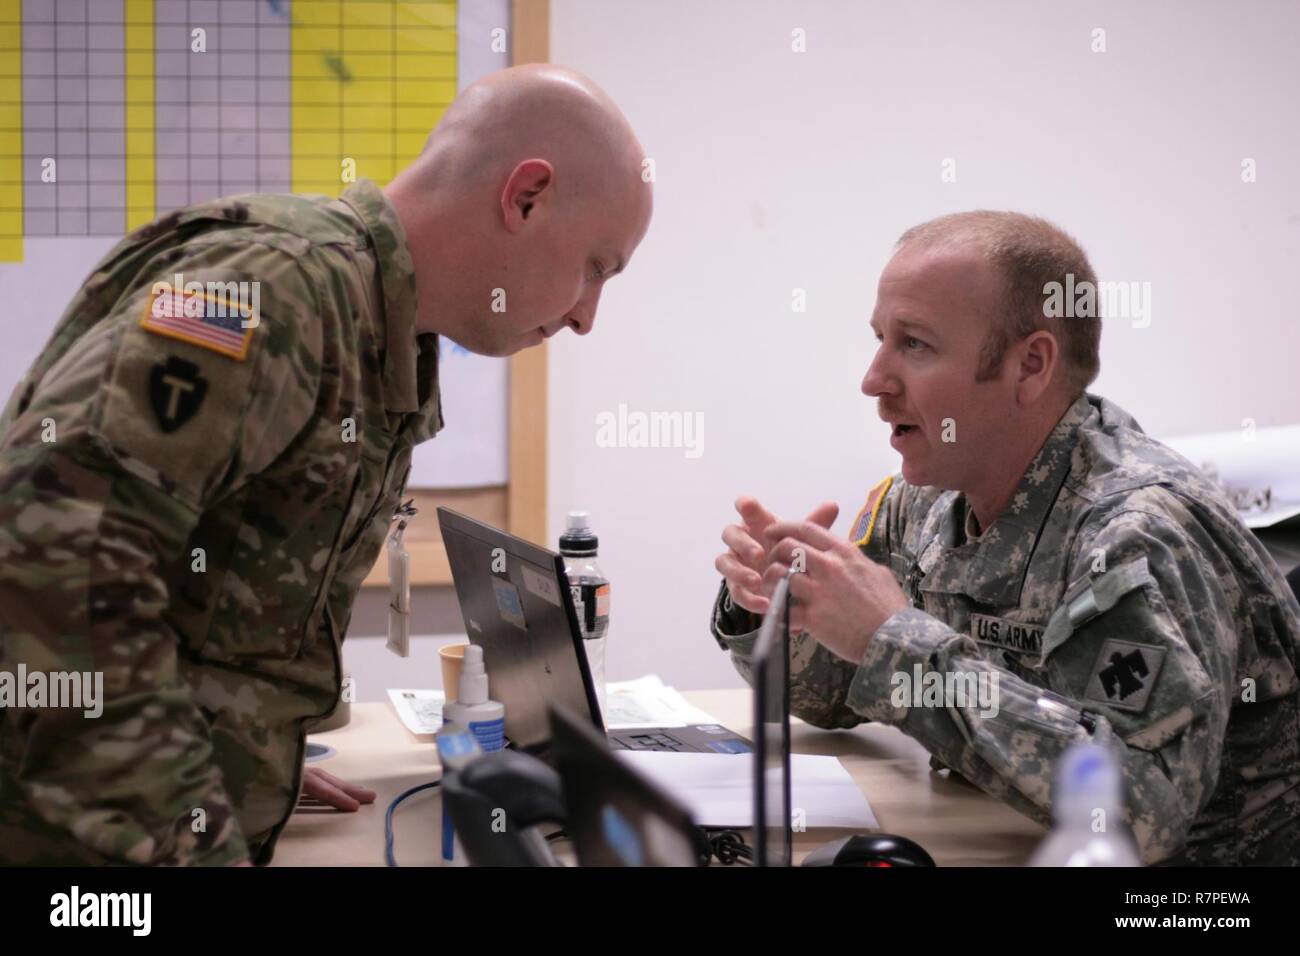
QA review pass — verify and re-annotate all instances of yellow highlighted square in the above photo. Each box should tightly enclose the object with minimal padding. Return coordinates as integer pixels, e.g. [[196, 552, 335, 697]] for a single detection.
[[345, 1, 394, 28], [295, 1, 341, 28], [396, 2, 456, 30], [294, 0, 457, 192]]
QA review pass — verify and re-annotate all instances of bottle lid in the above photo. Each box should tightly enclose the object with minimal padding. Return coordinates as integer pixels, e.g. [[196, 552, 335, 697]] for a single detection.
[[458, 643, 490, 705], [560, 510, 598, 554], [1054, 743, 1123, 823]]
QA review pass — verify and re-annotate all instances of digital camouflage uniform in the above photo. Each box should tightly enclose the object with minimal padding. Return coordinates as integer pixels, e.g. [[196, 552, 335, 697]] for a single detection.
[[712, 394, 1300, 865], [0, 180, 442, 865]]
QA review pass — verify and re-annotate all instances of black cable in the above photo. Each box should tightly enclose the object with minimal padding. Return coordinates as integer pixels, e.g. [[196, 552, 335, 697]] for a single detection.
[[385, 780, 440, 867], [696, 827, 753, 866]]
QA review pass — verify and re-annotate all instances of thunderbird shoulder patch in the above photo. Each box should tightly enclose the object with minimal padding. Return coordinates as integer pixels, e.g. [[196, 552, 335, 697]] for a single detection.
[[851, 475, 894, 547], [1084, 638, 1167, 713], [140, 282, 255, 361]]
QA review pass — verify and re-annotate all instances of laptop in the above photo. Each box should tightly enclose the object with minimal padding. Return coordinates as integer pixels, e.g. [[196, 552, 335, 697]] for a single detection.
[[437, 507, 751, 756], [752, 572, 793, 866], [549, 703, 701, 866]]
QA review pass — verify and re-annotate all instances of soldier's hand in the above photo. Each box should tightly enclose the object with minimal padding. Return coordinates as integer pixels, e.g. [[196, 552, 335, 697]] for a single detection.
[[300, 767, 377, 812], [716, 497, 838, 614], [763, 516, 907, 662]]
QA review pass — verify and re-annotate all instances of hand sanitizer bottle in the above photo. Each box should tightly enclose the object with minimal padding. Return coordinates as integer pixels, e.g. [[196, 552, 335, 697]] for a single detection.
[[440, 645, 504, 865]]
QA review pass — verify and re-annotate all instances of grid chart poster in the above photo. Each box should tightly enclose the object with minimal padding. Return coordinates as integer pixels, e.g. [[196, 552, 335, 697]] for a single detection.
[[0, 0, 510, 488]]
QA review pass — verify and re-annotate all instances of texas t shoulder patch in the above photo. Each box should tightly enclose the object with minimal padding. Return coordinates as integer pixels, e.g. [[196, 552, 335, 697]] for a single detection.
[[1084, 638, 1167, 713], [149, 356, 208, 432], [140, 283, 255, 361]]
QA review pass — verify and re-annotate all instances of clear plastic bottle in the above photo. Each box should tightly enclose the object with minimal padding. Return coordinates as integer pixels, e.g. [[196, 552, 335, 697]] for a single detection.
[[559, 511, 610, 723], [1029, 743, 1141, 867]]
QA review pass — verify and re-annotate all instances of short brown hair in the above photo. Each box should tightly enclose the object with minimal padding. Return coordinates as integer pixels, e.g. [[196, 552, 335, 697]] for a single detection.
[[896, 211, 1101, 397]]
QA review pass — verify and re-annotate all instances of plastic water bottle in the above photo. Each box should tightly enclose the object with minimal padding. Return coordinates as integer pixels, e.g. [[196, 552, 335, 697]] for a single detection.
[[559, 511, 610, 722], [1029, 743, 1141, 866]]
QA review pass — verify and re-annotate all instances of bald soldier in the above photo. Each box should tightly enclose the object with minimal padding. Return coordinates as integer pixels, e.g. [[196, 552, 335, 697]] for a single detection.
[[0, 65, 652, 865], [712, 212, 1300, 865]]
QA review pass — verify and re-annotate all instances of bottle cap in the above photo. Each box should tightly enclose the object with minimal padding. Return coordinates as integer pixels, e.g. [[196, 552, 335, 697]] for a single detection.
[[458, 644, 490, 705], [1054, 743, 1123, 823], [560, 510, 598, 555]]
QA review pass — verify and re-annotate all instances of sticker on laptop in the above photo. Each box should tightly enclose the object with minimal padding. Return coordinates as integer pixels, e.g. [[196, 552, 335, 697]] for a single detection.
[[520, 564, 562, 607], [706, 739, 752, 754], [491, 577, 527, 631]]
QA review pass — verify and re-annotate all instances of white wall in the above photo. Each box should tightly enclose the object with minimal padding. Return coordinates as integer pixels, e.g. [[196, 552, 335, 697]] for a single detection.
[[7, 1, 1298, 702], [546, 0, 1300, 691]]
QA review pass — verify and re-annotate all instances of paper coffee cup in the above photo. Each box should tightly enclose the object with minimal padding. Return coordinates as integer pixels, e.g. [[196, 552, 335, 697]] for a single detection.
[[439, 642, 469, 703]]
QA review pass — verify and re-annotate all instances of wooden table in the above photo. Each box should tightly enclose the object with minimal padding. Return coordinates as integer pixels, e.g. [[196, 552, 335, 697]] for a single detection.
[[273, 691, 1045, 866]]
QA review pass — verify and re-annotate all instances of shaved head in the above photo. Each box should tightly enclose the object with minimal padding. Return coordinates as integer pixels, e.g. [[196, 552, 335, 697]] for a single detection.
[[387, 65, 654, 356], [421, 64, 644, 197]]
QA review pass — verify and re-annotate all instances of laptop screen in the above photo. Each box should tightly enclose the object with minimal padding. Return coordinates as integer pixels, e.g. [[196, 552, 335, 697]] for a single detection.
[[437, 508, 602, 753], [752, 573, 793, 867], [550, 703, 700, 867]]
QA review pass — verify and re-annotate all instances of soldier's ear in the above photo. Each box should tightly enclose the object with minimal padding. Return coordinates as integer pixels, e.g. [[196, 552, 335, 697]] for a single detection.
[[1015, 330, 1059, 406], [501, 159, 555, 233]]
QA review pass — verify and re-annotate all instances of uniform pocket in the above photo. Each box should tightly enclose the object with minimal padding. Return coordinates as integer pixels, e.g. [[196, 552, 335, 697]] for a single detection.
[[208, 452, 365, 661], [1039, 557, 1155, 664], [330, 443, 413, 594], [339, 445, 405, 554]]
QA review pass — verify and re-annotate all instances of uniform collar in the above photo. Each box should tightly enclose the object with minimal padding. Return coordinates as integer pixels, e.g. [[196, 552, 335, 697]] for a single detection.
[[921, 393, 1097, 606], [339, 180, 444, 441]]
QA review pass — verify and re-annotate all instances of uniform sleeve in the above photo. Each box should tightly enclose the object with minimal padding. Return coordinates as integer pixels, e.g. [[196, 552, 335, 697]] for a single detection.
[[844, 501, 1236, 864], [708, 476, 912, 730], [0, 238, 323, 865]]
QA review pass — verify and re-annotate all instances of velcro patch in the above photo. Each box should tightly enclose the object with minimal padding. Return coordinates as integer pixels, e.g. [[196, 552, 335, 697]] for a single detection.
[[1084, 638, 1167, 713], [851, 475, 894, 547], [148, 356, 208, 432], [140, 285, 255, 361], [970, 612, 1044, 656]]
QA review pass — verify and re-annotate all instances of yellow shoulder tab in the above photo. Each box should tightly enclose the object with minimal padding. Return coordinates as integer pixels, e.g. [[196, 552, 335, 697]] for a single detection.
[[851, 476, 894, 547]]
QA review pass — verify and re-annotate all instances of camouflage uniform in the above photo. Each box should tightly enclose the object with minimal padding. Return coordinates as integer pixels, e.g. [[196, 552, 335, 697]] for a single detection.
[[0, 180, 442, 865], [712, 394, 1300, 865]]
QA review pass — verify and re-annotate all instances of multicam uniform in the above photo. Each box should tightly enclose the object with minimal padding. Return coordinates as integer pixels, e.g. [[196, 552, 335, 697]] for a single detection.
[[0, 180, 442, 865]]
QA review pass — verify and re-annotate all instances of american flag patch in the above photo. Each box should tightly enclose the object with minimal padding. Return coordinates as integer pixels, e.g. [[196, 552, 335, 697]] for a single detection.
[[851, 475, 894, 547], [139, 286, 255, 361]]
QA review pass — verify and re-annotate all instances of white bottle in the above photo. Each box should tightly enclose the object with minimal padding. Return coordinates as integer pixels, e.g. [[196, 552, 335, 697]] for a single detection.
[[441, 644, 505, 753], [440, 645, 505, 865], [1029, 743, 1141, 867]]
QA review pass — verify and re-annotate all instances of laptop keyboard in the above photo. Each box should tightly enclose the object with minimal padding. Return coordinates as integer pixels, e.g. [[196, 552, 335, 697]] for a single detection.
[[620, 732, 689, 752]]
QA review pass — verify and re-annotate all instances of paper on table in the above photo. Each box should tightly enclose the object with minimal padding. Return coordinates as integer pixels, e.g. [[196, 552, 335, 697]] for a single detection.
[[604, 674, 722, 729], [387, 688, 446, 736], [1160, 424, 1300, 528], [616, 751, 878, 830]]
